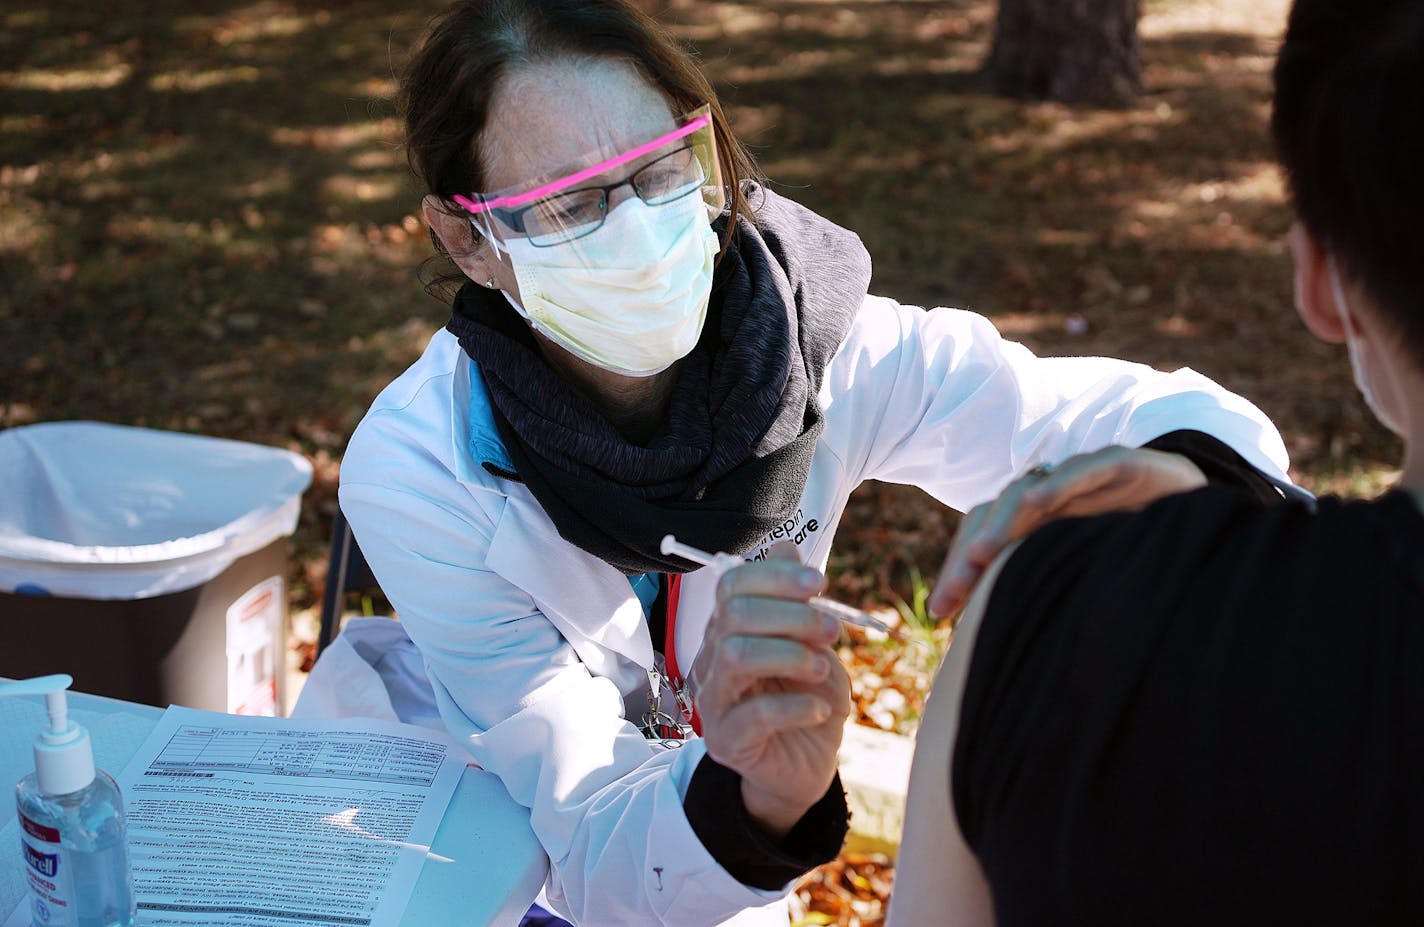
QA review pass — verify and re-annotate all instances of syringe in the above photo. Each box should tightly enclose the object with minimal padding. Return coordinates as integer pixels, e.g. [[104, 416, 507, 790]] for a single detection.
[[659, 535, 926, 648]]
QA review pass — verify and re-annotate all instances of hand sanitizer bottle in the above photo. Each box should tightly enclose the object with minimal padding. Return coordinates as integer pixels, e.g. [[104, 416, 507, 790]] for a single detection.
[[1, 675, 136, 927]]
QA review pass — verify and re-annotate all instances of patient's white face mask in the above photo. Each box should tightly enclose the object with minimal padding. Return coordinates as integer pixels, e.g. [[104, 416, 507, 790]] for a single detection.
[[1329, 255, 1408, 435], [498, 194, 718, 378]]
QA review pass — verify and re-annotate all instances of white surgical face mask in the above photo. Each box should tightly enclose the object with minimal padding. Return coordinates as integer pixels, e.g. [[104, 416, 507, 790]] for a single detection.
[[497, 194, 718, 377], [1329, 255, 1408, 435]]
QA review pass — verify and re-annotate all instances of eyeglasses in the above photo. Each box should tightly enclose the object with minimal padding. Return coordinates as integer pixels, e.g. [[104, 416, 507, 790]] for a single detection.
[[484, 146, 707, 247], [454, 111, 715, 247]]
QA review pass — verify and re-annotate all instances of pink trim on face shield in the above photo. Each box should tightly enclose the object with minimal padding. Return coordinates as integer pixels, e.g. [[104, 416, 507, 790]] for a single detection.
[[453, 113, 712, 216]]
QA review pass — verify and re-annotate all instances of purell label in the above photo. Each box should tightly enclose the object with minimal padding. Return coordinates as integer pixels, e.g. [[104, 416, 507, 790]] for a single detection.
[[23, 841, 58, 878], [20, 810, 75, 926]]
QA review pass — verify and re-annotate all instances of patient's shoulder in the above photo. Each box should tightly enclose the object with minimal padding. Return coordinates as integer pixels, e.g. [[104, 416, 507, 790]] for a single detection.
[[986, 484, 1375, 625]]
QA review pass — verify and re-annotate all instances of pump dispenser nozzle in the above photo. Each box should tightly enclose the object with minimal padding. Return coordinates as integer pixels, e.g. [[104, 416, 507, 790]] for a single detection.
[[0, 674, 96, 796]]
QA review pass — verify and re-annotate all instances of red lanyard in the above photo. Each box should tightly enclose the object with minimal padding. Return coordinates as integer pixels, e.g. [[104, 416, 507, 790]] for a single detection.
[[661, 573, 702, 736]]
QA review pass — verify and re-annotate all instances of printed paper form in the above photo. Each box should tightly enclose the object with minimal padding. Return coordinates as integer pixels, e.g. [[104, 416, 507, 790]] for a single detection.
[[122, 706, 463, 927]]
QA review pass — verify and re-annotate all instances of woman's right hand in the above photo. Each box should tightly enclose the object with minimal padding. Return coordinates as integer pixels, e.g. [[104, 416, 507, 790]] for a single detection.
[[690, 543, 852, 839]]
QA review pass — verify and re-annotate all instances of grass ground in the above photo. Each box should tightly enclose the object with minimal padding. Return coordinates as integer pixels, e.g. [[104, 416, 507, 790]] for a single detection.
[[0, 1, 1403, 923]]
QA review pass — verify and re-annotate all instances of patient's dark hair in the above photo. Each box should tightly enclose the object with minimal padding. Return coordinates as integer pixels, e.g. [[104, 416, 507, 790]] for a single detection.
[[1271, 0, 1424, 365]]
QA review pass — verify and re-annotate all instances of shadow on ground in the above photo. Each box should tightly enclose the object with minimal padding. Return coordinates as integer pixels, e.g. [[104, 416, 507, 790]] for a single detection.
[[0, 0, 1399, 610]]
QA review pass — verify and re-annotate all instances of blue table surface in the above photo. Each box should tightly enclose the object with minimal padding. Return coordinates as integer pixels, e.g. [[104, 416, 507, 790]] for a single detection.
[[0, 686, 547, 926]]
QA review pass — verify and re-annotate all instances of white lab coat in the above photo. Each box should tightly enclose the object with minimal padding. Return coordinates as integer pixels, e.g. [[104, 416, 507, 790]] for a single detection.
[[336, 294, 1290, 926]]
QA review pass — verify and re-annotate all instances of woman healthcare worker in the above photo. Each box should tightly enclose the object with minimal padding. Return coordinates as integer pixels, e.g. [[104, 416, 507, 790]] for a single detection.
[[332, 1, 1293, 924]]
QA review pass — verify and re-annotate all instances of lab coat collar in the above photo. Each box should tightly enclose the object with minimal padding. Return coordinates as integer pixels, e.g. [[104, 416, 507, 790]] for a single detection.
[[456, 355, 656, 678], [486, 491, 656, 677]]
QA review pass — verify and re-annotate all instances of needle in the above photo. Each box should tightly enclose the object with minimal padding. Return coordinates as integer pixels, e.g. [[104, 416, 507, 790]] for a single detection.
[[659, 535, 927, 648]]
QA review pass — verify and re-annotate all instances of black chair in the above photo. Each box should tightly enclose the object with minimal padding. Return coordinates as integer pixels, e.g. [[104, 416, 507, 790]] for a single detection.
[[316, 507, 384, 657]]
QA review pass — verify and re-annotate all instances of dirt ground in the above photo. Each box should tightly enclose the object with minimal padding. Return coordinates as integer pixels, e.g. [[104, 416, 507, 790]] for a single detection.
[[0, 0, 1403, 923], [1, 0, 1398, 610]]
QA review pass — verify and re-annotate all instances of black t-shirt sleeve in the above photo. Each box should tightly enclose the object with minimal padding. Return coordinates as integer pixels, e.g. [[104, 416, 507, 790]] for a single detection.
[[951, 486, 1258, 850], [683, 755, 849, 890], [949, 489, 1249, 916]]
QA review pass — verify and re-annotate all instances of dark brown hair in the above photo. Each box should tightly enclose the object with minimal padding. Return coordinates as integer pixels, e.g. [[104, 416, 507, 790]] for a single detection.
[[399, 0, 760, 301], [1272, 0, 1424, 366]]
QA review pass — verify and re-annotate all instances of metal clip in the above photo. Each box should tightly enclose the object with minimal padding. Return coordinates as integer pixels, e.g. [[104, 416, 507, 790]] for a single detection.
[[642, 667, 692, 744]]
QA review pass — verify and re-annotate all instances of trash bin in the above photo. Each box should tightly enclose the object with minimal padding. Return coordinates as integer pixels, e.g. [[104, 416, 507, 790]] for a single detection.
[[0, 421, 313, 715]]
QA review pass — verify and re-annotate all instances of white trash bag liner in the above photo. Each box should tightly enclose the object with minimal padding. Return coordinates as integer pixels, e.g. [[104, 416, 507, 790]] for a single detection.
[[0, 421, 313, 600]]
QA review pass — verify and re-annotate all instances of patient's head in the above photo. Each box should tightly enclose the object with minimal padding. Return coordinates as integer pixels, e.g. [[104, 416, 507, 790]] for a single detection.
[[1271, 0, 1424, 375]]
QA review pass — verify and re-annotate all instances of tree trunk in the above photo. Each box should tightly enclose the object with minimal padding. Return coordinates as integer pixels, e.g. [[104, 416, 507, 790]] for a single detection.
[[986, 0, 1142, 106]]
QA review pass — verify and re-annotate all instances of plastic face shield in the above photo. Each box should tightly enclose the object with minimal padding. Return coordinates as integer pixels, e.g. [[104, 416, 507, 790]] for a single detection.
[[453, 106, 723, 253]]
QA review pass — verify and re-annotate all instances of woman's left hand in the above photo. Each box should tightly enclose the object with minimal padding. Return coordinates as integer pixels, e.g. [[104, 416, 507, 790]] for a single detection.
[[928, 445, 1207, 617]]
